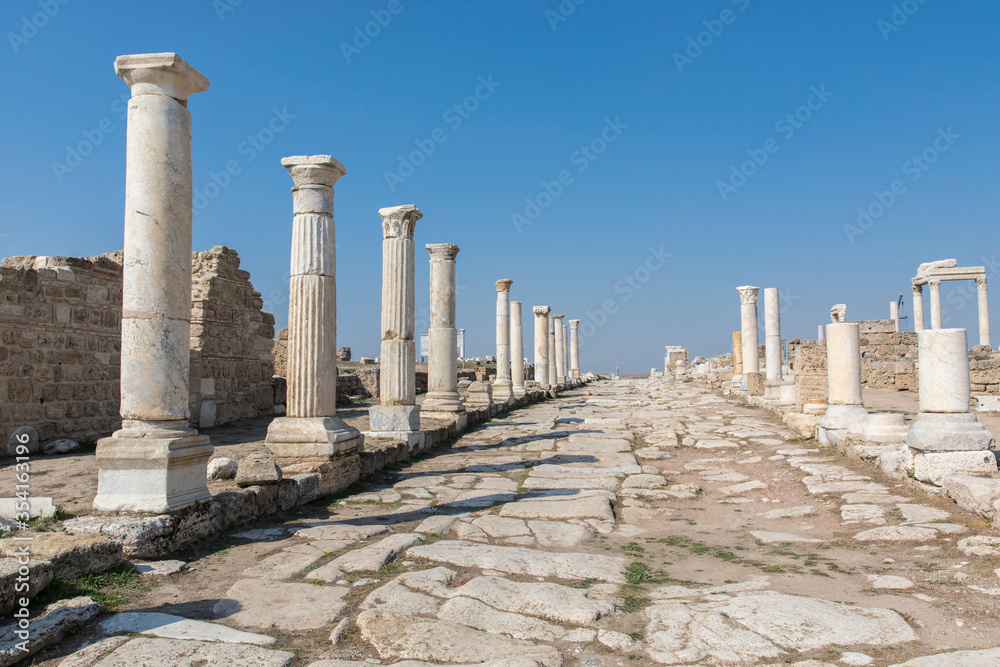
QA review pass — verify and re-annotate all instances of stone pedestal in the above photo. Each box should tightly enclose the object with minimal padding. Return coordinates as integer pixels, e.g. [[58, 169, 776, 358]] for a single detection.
[[265, 155, 362, 463], [553, 314, 566, 385], [465, 381, 494, 409], [737, 286, 760, 373], [912, 285, 925, 332], [861, 413, 909, 445], [569, 319, 581, 379], [369, 205, 422, 436], [908, 328, 995, 452], [422, 244, 464, 414], [95, 53, 213, 513], [764, 287, 781, 380], [819, 322, 868, 440], [547, 316, 558, 388], [511, 302, 526, 397], [533, 306, 551, 388], [493, 279, 514, 401]]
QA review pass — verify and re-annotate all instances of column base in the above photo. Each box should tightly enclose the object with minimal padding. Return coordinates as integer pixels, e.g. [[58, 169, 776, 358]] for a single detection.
[[511, 384, 526, 398], [860, 413, 909, 445], [572, 370, 580, 380], [421, 392, 466, 413], [94, 424, 212, 513], [907, 412, 997, 452], [368, 405, 421, 432], [363, 430, 426, 452], [492, 379, 513, 401], [265, 416, 364, 461], [818, 405, 869, 446]]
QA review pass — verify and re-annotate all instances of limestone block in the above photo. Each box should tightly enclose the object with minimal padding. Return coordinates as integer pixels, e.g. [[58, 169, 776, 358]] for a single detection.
[[235, 453, 281, 487], [207, 457, 238, 480], [907, 449, 998, 486], [942, 473, 1000, 522], [907, 412, 996, 452], [369, 405, 420, 431]]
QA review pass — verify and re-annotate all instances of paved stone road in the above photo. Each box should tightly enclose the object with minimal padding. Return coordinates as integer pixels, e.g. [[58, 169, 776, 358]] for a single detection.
[[47, 379, 1000, 666]]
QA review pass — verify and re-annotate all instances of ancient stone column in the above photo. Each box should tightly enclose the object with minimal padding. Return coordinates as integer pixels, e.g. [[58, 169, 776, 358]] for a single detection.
[[737, 286, 760, 373], [908, 328, 994, 451], [732, 332, 743, 374], [533, 306, 551, 388], [817, 325, 825, 341], [547, 315, 558, 387], [929, 279, 942, 330], [564, 323, 571, 383], [912, 285, 925, 332], [553, 314, 566, 385], [664, 347, 671, 374], [493, 279, 514, 401], [95, 53, 213, 512], [977, 278, 991, 348], [570, 319, 581, 379], [422, 244, 464, 413], [370, 205, 422, 434], [764, 288, 781, 380], [511, 301, 526, 396], [819, 322, 868, 438], [889, 300, 900, 332], [264, 155, 363, 465]]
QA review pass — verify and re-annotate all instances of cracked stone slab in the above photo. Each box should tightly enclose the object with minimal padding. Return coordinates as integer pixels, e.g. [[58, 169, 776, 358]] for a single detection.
[[438, 597, 570, 641], [446, 575, 615, 625], [751, 531, 821, 544], [499, 495, 615, 522], [409, 540, 627, 582], [760, 506, 817, 519], [61, 637, 294, 666], [330, 533, 422, 572], [854, 526, 939, 542], [293, 523, 390, 541], [213, 579, 347, 631], [887, 647, 1000, 666], [98, 612, 276, 645], [360, 580, 440, 616], [529, 520, 590, 547], [356, 609, 562, 667], [242, 544, 325, 580]]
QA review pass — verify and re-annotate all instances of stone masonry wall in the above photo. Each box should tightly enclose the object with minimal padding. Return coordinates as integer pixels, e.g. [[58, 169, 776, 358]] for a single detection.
[[190, 246, 276, 428], [0, 254, 124, 445], [0, 247, 276, 448], [792, 339, 827, 411], [970, 349, 1000, 396], [858, 319, 917, 391]]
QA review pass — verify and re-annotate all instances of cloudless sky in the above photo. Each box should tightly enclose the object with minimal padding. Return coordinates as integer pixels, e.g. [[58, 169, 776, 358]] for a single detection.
[[2, 0, 998, 373]]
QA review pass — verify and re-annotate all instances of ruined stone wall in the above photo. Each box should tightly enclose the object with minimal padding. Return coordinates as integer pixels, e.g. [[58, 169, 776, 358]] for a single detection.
[[858, 319, 916, 390], [190, 246, 276, 427], [970, 349, 1000, 396], [0, 254, 124, 445], [792, 339, 827, 411]]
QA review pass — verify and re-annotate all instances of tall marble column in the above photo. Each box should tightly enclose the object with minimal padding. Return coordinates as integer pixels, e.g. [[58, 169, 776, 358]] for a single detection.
[[564, 323, 571, 382], [908, 328, 994, 451], [423, 244, 464, 413], [737, 286, 760, 373], [977, 278, 991, 348], [569, 319, 581, 379], [547, 315, 558, 387], [511, 301, 526, 397], [764, 288, 781, 380], [95, 53, 213, 512], [370, 205, 422, 434], [493, 279, 514, 401], [889, 300, 900, 332], [553, 314, 567, 385], [912, 285, 925, 332], [929, 279, 943, 330], [533, 306, 550, 388], [265, 155, 363, 464], [819, 322, 868, 440]]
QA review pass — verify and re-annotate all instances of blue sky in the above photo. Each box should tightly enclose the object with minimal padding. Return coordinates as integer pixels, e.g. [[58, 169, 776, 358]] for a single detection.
[[2, 0, 998, 373]]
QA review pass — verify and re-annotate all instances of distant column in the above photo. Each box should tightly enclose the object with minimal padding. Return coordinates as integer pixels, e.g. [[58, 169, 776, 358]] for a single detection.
[[533, 306, 551, 388], [553, 314, 566, 385], [423, 244, 464, 413], [511, 302, 526, 396], [569, 319, 581, 379], [737, 286, 760, 373], [912, 285, 925, 332], [95, 52, 213, 512], [547, 315, 558, 387], [889, 300, 900, 332], [929, 279, 943, 330], [764, 288, 781, 381], [977, 278, 991, 348], [732, 332, 743, 374], [493, 279, 514, 401], [817, 325, 825, 341], [370, 205, 422, 433]]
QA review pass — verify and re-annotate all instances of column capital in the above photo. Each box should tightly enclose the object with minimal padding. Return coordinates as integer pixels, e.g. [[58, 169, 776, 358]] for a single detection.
[[115, 52, 209, 100], [569, 319, 580, 329], [976, 277, 988, 289], [426, 243, 459, 260], [495, 279, 513, 293], [282, 155, 346, 189], [533, 305, 550, 316], [736, 285, 760, 304], [552, 314, 565, 322], [912, 284, 923, 295], [928, 279, 942, 288], [380, 205, 422, 240]]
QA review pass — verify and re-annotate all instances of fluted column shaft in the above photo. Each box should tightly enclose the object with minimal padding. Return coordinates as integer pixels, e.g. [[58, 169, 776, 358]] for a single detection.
[[511, 302, 526, 395], [533, 306, 551, 388], [378, 205, 421, 406], [423, 244, 464, 412]]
